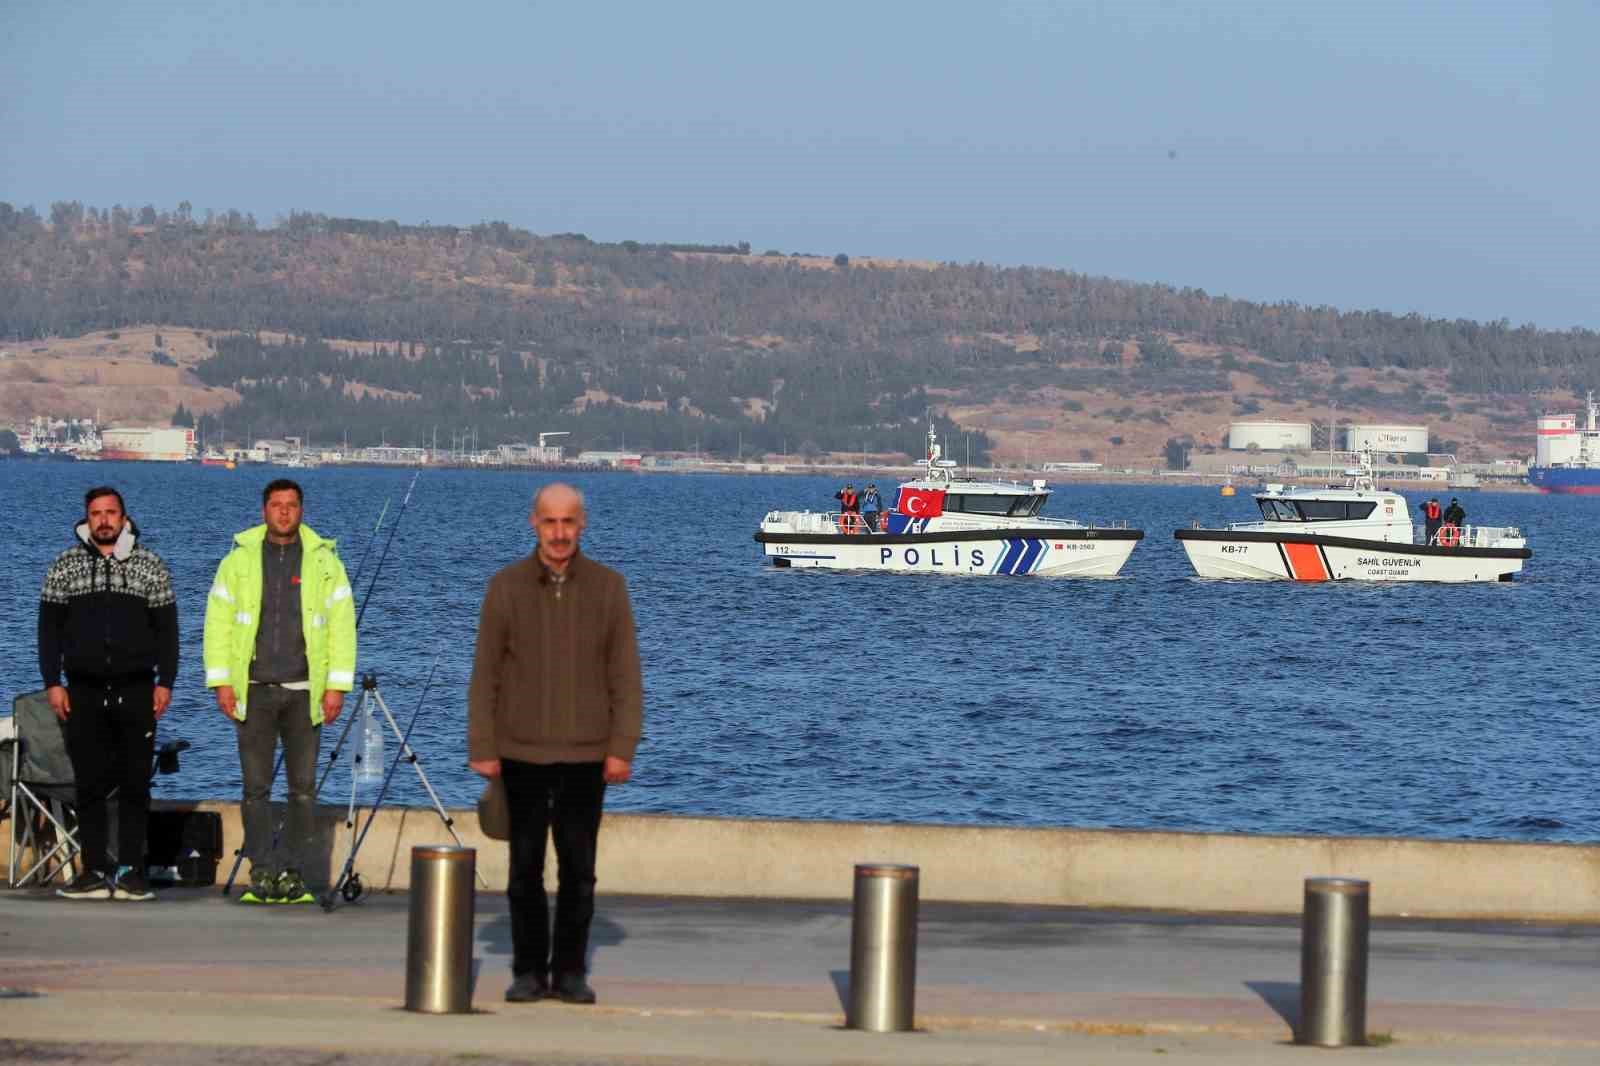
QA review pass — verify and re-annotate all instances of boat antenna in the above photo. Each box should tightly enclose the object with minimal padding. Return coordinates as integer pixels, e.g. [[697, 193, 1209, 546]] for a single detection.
[[355, 469, 420, 632], [1327, 401, 1335, 484]]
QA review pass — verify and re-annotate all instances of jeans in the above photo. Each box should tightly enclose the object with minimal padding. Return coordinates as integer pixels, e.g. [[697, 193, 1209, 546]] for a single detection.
[[501, 760, 607, 979], [236, 683, 320, 876], [63, 679, 156, 874]]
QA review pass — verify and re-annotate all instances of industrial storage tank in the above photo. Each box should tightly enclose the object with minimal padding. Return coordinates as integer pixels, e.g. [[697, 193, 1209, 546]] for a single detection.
[[1535, 414, 1579, 466], [98, 427, 195, 462], [1226, 421, 1313, 451], [1344, 424, 1429, 454]]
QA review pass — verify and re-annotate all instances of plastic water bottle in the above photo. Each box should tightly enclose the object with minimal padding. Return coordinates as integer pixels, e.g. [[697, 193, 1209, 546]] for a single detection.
[[356, 702, 385, 784]]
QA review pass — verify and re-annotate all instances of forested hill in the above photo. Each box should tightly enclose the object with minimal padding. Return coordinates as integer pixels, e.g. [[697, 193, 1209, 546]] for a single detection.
[[2, 202, 1596, 463]]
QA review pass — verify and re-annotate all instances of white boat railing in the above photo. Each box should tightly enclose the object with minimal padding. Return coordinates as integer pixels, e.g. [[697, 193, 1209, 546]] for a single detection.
[[1191, 518, 1524, 549], [765, 510, 1129, 535], [1424, 524, 1522, 547], [764, 510, 887, 534]]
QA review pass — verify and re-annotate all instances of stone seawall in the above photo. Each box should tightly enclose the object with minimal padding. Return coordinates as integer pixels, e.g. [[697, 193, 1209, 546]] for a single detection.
[[8, 801, 1598, 920]]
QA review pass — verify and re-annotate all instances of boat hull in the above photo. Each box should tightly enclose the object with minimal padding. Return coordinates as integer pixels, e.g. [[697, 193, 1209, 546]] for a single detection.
[[1174, 530, 1530, 583], [755, 529, 1143, 577], [1527, 465, 1600, 494]]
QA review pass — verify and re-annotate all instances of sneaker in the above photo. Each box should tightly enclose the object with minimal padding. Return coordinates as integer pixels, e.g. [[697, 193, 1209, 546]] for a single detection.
[[239, 867, 278, 904], [112, 868, 156, 901], [273, 869, 314, 905], [56, 869, 111, 900]]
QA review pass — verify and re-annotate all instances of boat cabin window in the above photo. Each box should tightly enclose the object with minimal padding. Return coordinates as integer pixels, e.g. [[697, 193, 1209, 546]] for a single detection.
[[1009, 494, 1046, 517], [1258, 499, 1380, 522], [1296, 500, 1350, 521], [945, 493, 1045, 516]]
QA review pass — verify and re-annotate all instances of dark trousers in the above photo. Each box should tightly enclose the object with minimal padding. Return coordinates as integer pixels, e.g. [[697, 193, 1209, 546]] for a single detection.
[[236, 683, 321, 876], [62, 679, 155, 875], [501, 760, 607, 979], [863, 510, 880, 532]]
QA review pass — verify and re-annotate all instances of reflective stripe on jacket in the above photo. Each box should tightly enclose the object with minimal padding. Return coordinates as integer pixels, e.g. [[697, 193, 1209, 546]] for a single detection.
[[202, 523, 357, 723]]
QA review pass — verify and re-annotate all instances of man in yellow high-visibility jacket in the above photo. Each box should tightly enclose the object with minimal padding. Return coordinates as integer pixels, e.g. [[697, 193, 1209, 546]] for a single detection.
[[204, 478, 356, 904]]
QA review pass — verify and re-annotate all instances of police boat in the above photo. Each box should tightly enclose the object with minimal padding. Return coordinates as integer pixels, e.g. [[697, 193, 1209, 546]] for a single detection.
[[754, 426, 1144, 576], [1174, 450, 1531, 582]]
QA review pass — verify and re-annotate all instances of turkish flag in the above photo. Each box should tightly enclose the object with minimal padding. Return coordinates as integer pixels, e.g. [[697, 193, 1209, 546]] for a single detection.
[[897, 487, 946, 518]]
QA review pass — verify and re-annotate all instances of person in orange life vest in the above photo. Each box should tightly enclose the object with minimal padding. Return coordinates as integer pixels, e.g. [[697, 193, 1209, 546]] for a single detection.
[[834, 483, 860, 533], [1419, 497, 1442, 544]]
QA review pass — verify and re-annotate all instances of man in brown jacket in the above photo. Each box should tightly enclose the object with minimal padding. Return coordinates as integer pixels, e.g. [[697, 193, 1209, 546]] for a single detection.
[[467, 483, 643, 1005]]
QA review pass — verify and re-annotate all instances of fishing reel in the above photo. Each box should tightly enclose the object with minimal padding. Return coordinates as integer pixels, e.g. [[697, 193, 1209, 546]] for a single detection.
[[319, 873, 366, 911]]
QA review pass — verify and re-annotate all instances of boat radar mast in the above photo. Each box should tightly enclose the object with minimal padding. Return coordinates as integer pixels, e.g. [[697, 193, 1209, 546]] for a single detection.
[[1340, 449, 1376, 492], [921, 423, 958, 484]]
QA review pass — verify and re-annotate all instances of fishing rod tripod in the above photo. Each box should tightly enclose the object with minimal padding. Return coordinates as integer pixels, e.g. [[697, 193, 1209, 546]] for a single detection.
[[318, 670, 481, 910]]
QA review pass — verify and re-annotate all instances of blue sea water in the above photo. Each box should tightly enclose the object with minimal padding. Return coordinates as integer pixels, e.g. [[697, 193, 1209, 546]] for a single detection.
[[2, 461, 1595, 842]]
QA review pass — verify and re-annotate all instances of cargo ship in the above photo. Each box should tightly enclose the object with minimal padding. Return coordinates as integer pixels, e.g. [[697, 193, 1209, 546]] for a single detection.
[[1528, 392, 1600, 494], [97, 427, 197, 462]]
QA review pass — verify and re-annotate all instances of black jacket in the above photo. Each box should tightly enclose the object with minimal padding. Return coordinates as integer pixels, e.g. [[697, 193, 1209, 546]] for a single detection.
[[37, 518, 179, 688]]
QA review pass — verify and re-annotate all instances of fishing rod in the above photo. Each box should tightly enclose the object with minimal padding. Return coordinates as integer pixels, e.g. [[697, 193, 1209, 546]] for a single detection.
[[343, 496, 391, 601], [356, 468, 420, 632]]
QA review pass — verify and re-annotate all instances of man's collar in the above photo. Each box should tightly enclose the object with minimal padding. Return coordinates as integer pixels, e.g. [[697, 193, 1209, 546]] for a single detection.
[[534, 550, 583, 584]]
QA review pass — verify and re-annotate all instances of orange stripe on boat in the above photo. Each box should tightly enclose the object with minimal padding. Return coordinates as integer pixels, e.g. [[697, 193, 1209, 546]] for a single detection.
[[1283, 542, 1328, 581]]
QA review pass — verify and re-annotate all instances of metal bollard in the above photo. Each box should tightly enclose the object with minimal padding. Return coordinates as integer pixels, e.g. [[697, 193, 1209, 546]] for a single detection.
[[405, 845, 477, 1014], [847, 863, 919, 1032], [1298, 877, 1370, 1047]]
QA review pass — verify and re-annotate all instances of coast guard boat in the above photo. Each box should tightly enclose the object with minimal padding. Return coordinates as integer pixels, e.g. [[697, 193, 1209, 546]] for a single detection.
[[754, 426, 1144, 576], [1175, 451, 1531, 582]]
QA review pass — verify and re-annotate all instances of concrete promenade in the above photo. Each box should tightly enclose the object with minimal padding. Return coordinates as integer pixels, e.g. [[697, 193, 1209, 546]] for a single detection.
[[4, 885, 1600, 1064]]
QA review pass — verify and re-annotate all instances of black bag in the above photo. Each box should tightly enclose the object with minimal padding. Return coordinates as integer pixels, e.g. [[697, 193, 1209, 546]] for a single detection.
[[146, 809, 224, 886]]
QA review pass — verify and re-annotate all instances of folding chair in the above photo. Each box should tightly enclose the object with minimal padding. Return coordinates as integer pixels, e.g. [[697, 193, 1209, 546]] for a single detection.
[[5, 690, 82, 889]]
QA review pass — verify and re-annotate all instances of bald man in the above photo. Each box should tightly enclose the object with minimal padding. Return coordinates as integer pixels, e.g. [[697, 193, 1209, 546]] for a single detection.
[[467, 483, 643, 1005]]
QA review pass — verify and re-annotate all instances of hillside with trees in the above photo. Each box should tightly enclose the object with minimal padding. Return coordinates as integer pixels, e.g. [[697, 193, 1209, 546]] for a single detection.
[[2, 200, 1597, 464]]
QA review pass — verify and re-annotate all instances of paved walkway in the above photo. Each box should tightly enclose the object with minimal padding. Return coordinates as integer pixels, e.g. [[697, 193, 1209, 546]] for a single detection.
[[3, 887, 1599, 1063]]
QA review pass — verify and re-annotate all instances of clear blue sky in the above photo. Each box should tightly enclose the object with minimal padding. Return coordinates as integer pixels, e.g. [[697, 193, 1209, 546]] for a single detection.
[[4, 1, 1596, 329]]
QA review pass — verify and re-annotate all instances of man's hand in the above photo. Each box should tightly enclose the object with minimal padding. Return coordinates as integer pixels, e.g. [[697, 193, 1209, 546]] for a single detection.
[[469, 758, 502, 778], [214, 685, 238, 719], [153, 686, 172, 720], [46, 685, 70, 722], [322, 689, 345, 725], [603, 756, 632, 784]]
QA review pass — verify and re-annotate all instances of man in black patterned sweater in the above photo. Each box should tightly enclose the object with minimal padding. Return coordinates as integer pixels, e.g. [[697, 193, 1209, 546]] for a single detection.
[[37, 485, 179, 901]]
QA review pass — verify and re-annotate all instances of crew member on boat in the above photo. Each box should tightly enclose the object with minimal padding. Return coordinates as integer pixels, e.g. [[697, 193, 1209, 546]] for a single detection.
[[1419, 497, 1442, 544], [861, 483, 883, 532], [834, 483, 861, 533], [1443, 497, 1466, 530]]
